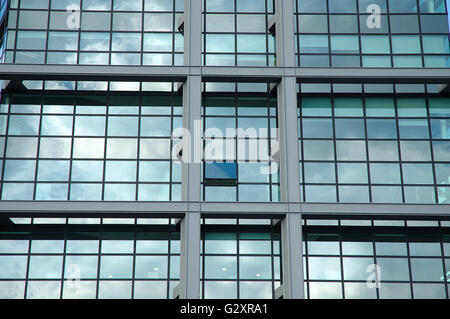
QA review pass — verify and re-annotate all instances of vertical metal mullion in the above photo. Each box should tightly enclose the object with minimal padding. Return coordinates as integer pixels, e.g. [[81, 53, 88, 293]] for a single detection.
[[356, 0, 363, 67], [405, 225, 414, 299], [235, 89, 239, 202], [108, 2, 113, 65], [426, 93, 440, 204], [416, 0, 426, 67], [67, 89, 77, 201], [300, 98, 306, 202], [101, 91, 109, 201], [32, 94, 43, 200], [43, 0, 50, 64], [135, 88, 142, 201], [362, 86, 373, 203], [23, 220, 34, 299], [386, 0, 394, 68], [141, 0, 144, 66], [331, 92, 339, 202], [169, 93, 174, 201], [12, 0, 19, 63], [95, 219, 104, 299], [236, 219, 240, 299], [131, 221, 137, 299], [371, 220, 380, 299], [338, 220, 345, 299], [267, 94, 272, 202], [326, 0, 332, 67], [393, 89, 406, 203], [167, 219, 172, 299], [202, 93, 205, 201], [303, 223, 309, 299], [201, 223, 205, 299], [0, 95, 11, 199], [438, 222, 449, 299], [59, 220, 68, 299], [234, 0, 237, 66], [77, 0, 83, 64]]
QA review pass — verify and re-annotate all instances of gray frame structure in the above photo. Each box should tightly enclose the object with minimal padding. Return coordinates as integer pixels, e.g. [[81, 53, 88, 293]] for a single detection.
[[0, 0, 450, 300]]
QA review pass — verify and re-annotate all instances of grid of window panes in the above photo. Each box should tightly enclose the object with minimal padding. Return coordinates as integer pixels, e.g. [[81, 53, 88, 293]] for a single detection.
[[295, 0, 450, 67], [202, 86, 280, 202], [0, 218, 180, 299], [200, 218, 281, 299], [303, 218, 450, 299], [0, 84, 182, 201], [202, 0, 276, 66], [5, 0, 184, 65], [298, 89, 450, 204]]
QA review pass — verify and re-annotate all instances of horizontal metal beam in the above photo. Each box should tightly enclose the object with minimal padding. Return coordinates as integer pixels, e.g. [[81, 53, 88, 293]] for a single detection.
[[0, 64, 449, 84], [0, 64, 190, 82], [1, 201, 449, 218]]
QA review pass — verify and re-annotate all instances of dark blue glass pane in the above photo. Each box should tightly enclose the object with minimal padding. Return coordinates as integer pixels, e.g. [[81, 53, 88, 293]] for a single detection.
[[205, 162, 237, 180]]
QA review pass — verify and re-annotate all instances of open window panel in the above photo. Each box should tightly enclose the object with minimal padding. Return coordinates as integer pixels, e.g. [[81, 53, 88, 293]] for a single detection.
[[204, 162, 237, 186]]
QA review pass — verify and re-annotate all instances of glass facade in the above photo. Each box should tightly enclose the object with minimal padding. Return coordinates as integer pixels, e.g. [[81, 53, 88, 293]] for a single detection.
[[201, 218, 281, 299], [298, 89, 450, 204], [0, 217, 180, 299], [2, 216, 450, 299], [303, 218, 450, 299], [0, 0, 449, 301], [202, 0, 276, 66], [0, 84, 182, 201], [295, 0, 450, 67], [5, 0, 184, 65], [202, 84, 280, 202]]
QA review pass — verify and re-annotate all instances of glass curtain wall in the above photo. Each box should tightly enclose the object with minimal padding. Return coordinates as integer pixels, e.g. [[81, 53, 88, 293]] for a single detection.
[[202, 0, 276, 66], [295, 0, 450, 67], [0, 217, 180, 299], [201, 218, 281, 299], [0, 81, 182, 201], [5, 0, 184, 65], [303, 218, 450, 299], [202, 83, 280, 202], [298, 86, 450, 204]]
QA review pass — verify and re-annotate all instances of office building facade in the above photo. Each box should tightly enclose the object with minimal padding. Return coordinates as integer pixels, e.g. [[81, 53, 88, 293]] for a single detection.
[[0, 0, 449, 299]]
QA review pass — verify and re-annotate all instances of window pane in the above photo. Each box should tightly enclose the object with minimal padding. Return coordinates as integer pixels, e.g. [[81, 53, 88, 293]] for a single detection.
[[239, 257, 272, 279], [400, 141, 431, 161], [309, 282, 342, 299], [303, 119, 333, 138], [377, 258, 410, 281], [204, 281, 237, 299], [338, 163, 368, 184], [100, 256, 133, 279], [305, 185, 337, 202], [308, 257, 341, 280], [98, 281, 132, 299], [28, 256, 63, 279], [303, 140, 335, 160], [206, 34, 235, 53], [411, 259, 444, 282], [367, 119, 397, 139], [343, 257, 374, 280], [135, 256, 168, 279], [370, 164, 401, 184], [0, 256, 28, 279], [204, 256, 237, 279], [402, 164, 434, 184], [304, 163, 336, 183], [335, 119, 365, 139], [399, 120, 429, 139], [8, 115, 40, 135]]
